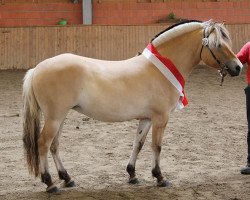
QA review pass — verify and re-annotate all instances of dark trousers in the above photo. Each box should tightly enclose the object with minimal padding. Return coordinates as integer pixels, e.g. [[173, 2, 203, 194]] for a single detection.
[[245, 86, 250, 163]]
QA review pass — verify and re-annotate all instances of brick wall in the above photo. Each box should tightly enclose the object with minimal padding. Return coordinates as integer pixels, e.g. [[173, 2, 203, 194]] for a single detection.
[[0, 1, 82, 27], [0, 1, 249, 27], [93, 1, 250, 25]]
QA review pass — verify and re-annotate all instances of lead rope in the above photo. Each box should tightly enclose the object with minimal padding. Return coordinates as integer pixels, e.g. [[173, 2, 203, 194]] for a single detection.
[[219, 64, 228, 86]]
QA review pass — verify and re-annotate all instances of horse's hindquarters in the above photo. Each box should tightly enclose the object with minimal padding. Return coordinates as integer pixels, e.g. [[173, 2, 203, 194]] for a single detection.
[[32, 61, 85, 120]]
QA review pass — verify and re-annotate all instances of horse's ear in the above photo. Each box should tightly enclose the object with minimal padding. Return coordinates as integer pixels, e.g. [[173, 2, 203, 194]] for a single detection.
[[210, 27, 215, 33], [206, 19, 213, 24], [204, 20, 215, 37]]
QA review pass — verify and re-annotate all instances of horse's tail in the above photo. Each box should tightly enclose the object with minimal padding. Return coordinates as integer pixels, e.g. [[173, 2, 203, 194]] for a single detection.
[[22, 68, 41, 177]]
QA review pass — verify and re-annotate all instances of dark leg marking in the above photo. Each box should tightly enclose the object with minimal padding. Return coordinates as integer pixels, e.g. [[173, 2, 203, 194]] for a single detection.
[[58, 170, 71, 182], [41, 171, 53, 187], [152, 164, 170, 187], [41, 171, 59, 193], [58, 170, 75, 188], [151, 146, 170, 187], [126, 164, 139, 184], [157, 145, 161, 153], [151, 146, 162, 181], [138, 141, 143, 152], [152, 164, 163, 182], [127, 164, 135, 178]]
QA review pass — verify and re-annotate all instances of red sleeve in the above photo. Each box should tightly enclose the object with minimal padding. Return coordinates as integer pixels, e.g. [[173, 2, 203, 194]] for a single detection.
[[237, 42, 250, 65]]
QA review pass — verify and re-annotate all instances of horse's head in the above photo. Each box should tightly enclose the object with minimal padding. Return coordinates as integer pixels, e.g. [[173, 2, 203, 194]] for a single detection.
[[200, 21, 242, 77]]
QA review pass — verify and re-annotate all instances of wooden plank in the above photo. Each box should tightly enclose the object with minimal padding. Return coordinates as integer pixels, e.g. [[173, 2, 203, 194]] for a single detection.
[[0, 24, 249, 69]]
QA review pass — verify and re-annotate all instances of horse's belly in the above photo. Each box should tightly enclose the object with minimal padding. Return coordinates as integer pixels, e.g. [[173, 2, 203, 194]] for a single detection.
[[74, 101, 147, 122]]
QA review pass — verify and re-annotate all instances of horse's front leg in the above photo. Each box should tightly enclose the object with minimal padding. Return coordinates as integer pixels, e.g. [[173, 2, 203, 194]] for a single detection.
[[127, 119, 152, 184], [151, 114, 170, 187]]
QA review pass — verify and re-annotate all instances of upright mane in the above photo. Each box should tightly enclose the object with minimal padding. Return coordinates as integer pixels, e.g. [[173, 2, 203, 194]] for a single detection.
[[151, 20, 231, 48]]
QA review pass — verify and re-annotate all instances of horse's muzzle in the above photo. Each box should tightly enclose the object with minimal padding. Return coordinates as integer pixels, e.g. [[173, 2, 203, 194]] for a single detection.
[[226, 60, 243, 77], [227, 65, 241, 77]]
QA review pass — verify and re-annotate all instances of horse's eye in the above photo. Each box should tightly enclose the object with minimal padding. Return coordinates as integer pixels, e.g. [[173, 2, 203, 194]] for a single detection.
[[218, 44, 222, 48]]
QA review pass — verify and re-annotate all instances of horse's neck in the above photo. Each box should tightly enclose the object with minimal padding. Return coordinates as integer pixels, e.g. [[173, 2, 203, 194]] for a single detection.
[[155, 29, 202, 79]]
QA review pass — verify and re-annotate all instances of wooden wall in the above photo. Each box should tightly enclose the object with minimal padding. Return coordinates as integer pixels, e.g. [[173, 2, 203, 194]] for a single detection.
[[0, 24, 249, 69]]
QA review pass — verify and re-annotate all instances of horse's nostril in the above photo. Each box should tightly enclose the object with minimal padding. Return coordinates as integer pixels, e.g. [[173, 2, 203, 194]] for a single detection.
[[236, 65, 241, 72]]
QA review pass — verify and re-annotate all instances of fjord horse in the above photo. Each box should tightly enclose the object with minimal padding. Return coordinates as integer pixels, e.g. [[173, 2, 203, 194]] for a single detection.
[[22, 20, 242, 193]]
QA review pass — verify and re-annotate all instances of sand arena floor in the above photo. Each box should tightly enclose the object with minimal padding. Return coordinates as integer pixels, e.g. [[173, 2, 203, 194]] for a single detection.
[[0, 66, 250, 200]]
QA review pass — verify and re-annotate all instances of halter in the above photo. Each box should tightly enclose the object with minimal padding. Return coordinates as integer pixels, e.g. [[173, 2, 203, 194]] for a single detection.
[[200, 29, 228, 86]]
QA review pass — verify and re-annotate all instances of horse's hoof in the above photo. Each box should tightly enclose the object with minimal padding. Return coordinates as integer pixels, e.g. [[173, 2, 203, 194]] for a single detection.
[[128, 177, 139, 184], [240, 166, 250, 175], [157, 180, 171, 187], [65, 180, 76, 188], [46, 185, 60, 194]]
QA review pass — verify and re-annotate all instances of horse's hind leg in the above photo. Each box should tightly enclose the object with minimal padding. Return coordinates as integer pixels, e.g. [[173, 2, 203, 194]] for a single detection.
[[50, 121, 75, 188], [38, 119, 62, 193], [127, 119, 151, 184]]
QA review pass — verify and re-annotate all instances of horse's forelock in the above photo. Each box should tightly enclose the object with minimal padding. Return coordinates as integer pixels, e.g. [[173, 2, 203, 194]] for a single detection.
[[204, 21, 232, 48]]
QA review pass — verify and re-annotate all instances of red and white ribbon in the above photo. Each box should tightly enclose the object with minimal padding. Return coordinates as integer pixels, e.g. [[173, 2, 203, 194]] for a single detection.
[[142, 43, 188, 110]]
